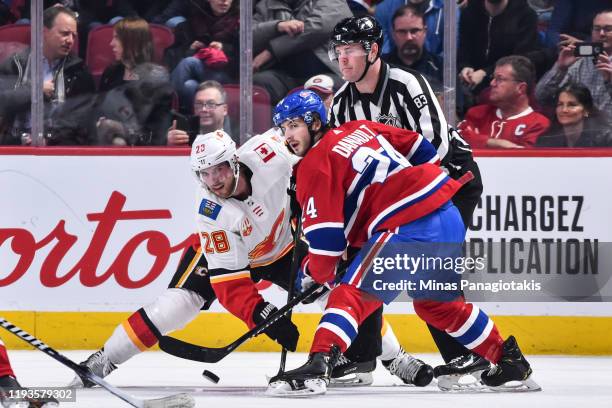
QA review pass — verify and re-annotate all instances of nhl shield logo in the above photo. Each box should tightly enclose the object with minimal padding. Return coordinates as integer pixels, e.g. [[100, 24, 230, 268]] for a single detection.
[[376, 113, 399, 127]]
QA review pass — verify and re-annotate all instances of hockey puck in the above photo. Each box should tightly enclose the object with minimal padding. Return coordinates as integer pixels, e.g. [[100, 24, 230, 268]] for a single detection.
[[202, 369, 220, 384]]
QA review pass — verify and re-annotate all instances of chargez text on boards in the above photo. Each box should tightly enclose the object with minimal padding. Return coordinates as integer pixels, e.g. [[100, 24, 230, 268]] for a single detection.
[[465, 238, 598, 275]]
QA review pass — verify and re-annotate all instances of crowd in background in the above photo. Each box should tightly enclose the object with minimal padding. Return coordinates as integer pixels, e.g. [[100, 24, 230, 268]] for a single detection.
[[0, 0, 611, 148]]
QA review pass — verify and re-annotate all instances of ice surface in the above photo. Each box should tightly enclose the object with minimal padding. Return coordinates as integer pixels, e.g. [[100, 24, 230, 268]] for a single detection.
[[7, 350, 612, 408]]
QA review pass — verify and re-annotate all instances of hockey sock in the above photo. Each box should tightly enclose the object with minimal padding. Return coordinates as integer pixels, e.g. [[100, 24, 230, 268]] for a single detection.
[[105, 288, 204, 365], [414, 300, 504, 364], [311, 284, 382, 354], [0, 341, 15, 378], [379, 318, 402, 361]]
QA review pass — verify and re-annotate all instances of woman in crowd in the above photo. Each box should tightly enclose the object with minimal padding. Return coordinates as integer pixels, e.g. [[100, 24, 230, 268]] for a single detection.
[[537, 82, 612, 147], [95, 17, 172, 145], [99, 17, 155, 92]]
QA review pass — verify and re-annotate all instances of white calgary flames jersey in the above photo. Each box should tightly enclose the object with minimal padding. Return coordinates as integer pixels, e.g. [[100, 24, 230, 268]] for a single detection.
[[194, 129, 299, 272]]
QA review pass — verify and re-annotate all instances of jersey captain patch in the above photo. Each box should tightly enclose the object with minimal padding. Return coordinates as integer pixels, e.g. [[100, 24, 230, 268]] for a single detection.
[[199, 199, 222, 220]]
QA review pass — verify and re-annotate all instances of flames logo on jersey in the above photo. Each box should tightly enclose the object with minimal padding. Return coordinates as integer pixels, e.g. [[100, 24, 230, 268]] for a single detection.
[[241, 217, 253, 237], [248, 209, 285, 260]]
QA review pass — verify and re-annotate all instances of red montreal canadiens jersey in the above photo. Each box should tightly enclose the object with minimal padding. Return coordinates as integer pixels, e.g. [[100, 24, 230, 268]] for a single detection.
[[459, 105, 550, 148], [296, 120, 463, 284]]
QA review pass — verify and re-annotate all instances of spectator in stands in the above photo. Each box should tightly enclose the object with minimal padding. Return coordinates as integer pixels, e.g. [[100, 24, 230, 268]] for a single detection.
[[459, 55, 550, 148], [252, 0, 352, 105], [167, 0, 239, 114], [99, 17, 154, 92], [535, 10, 612, 118], [375, 0, 466, 56], [167, 80, 236, 146], [73, 1, 127, 58], [542, 0, 608, 50], [95, 63, 173, 146], [347, 0, 377, 18], [0, 6, 95, 145], [304, 74, 335, 110], [381, 4, 442, 84], [536, 82, 612, 147], [458, 0, 543, 97], [42, 62, 173, 146], [527, 0, 554, 44]]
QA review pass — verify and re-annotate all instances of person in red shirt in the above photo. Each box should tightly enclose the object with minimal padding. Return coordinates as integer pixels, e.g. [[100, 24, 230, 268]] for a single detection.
[[459, 55, 550, 148]]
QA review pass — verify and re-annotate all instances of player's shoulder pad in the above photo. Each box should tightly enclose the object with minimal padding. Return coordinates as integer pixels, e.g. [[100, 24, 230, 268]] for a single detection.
[[238, 128, 299, 166]]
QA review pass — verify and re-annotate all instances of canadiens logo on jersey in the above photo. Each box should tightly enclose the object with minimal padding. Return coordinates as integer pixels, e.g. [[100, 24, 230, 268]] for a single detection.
[[241, 217, 253, 237], [376, 113, 400, 127], [254, 143, 276, 163], [199, 199, 222, 220]]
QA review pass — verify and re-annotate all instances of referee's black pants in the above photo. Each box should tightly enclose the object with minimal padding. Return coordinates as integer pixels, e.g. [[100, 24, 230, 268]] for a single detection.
[[427, 158, 484, 363]]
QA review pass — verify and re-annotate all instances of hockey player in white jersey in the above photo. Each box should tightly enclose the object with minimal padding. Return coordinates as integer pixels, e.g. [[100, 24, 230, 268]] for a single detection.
[[70, 129, 431, 388]]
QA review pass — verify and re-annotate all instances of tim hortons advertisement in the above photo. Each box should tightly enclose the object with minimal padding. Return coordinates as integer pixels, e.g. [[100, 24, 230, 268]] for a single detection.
[[1, 152, 611, 315]]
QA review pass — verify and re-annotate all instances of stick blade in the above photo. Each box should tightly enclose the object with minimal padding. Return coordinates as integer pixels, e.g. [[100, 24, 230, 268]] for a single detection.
[[159, 336, 228, 363], [142, 393, 195, 408]]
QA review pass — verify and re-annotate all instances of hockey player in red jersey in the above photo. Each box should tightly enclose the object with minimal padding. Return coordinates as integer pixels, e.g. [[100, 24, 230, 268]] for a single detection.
[[70, 128, 432, 389], [1, 339, 58, 407], [267, 90, 540, 395], [458, 56, 550, 149]]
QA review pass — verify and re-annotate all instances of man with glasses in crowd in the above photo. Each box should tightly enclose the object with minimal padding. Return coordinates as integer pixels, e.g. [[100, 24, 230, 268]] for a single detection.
[[536, 9, 612, 117], [381, 4, 442, 85], [167, 80, 235, 146], [460, 55, 550, 148]]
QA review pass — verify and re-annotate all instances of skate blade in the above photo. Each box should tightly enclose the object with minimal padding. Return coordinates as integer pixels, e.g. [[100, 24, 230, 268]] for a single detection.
[[330, 372, 373, 387], [142, 393, 196, 408], [265, 379, 327, 397], [486, 376, 542, 393], [436, 370, 486, 392]]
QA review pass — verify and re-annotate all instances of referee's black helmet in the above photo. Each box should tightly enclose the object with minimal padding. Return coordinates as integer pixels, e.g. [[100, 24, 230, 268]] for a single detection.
[[329, 16, 384, 60]]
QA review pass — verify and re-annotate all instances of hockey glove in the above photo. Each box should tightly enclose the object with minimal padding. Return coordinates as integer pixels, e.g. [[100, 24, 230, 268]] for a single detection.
[[295, 256, 329, 304], [252, 301, 299, 351]]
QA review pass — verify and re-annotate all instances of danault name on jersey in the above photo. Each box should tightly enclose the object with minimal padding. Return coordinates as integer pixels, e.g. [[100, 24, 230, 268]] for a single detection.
[[331, 125, 377, 158]]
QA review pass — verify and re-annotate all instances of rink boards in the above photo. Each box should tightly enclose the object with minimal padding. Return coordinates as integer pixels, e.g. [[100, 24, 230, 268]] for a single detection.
[[1, 147, 611, 353]]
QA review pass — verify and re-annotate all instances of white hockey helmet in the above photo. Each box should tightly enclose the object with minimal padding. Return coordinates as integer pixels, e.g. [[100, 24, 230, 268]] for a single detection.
[[190, 130, 240, 194]]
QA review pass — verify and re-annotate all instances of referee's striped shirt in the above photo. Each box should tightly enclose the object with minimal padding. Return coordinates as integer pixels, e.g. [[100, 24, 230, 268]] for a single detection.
[[329, 62, 472, 167]]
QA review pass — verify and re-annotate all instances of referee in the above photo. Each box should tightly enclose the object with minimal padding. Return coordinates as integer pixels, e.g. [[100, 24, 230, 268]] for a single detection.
[[328, 16, 486, 384]]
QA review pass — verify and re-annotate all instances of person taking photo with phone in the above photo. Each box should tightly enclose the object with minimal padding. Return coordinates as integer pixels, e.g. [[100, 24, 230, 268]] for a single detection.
[[535, 9, 612, 117]]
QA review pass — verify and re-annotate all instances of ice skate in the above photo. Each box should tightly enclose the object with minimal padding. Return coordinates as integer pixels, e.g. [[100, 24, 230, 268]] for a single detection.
[[329, 354, 375, 387], [382, 347, 433, 386], [434, 353, 492, 391], [481, 336, 541, 392], [68, 348, 116, 388], [0, 375, 59, 408], [266, 346, 340, 396]]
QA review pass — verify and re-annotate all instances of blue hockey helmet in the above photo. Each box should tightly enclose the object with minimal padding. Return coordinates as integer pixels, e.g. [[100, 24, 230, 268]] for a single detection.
[[273, 90, 328, 128]]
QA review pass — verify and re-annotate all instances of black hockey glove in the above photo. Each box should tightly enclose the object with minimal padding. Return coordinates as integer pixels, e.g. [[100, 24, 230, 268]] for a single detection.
[[252, 301, 299, 351]]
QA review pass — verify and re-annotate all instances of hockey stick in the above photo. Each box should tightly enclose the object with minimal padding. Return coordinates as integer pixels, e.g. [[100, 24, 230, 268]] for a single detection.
[[159, 282, 327, 364], [277, 216, 303, 375], [0, 317, 195, 408]]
